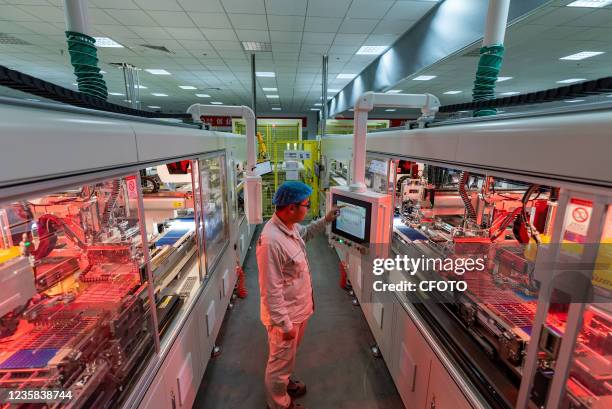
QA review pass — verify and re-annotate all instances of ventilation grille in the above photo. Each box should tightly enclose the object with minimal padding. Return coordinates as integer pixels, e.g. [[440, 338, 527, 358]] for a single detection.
[[241, 41, 272, 52], [0, 34, 32, 45], [139, 44, 174, 54]]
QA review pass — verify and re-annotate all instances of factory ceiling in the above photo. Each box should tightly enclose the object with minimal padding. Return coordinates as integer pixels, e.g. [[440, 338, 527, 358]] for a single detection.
[[0, 0, 610, 117]]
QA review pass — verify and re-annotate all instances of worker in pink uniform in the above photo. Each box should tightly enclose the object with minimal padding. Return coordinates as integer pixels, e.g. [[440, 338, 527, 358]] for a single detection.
[[257, 181, 341, 409]]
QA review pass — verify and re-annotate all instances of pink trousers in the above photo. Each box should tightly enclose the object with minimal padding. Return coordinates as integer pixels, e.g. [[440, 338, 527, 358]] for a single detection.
[[264, 320, 308, 409]]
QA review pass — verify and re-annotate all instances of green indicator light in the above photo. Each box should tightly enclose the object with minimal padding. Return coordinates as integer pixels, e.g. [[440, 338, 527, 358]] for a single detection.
[[24, 241, 31, 247], [339, 239, 344, 244]]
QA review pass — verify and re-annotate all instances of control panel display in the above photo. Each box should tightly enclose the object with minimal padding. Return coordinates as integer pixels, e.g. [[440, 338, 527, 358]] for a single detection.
[[331, 194, 372, 244]]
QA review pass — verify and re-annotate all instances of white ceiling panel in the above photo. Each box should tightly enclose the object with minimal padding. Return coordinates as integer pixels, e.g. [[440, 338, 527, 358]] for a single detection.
[[190, 12, 231, 29], [148, 11, 194, 27], [270, 30, 302, 43], [302, 32, 335, 45], [130, 26, 170, 40], [266, 0, 307, 16], [133, 0, 182, 11], [90, 0, 139, 9], [221, 0, 266, 15], [178, 0, 224, 13], [235, 29, 270, 42], [385, 1, 436, 21], [339, 19, 379, 34], [268, 15, 305, 32], [333, 33, 368, 46], [201, 28, 237, 41], [166, 27, 205, 40], [347, 0, 394, 19], [107, 9, 158, 26], [307, 0, 351, 18], [228, 13, 268, 30], [89, 9, 120, 25], [373, 19, 416, 35], [304, 16, 342, 33], [0, 5, 38, 21]]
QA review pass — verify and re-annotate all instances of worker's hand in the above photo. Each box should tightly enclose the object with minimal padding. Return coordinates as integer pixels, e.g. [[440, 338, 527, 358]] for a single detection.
[[282, 326, 297, 341], [325, 205, 345, 223]]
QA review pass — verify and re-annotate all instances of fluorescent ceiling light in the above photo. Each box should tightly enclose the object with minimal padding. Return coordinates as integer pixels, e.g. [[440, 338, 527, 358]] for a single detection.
[[94, 37, 123, 48], [263, 87, 277, 91], [145, 69, 171, 75], [256, 71, 275, 77], [100, 70, 107, 74], [108, 92, 124, 96], [272, 107, 281, 110], [327, 88, 340, 93], [211, 101, 223, 104], [356, 45, 387, 55], [151, 93, 168, 96], [565, 99, 585, 103], [25, 98, 40, 102], [556, 78, 586, 84], [242, 41, 271, 51], [179, 85, 197, 89], [496, 76, 512, 82], [385, 109, 396, 112], [413, 75, 436, 81], [386, 89, 402, 94], [500, 91, 520, 96], [137, 85, 147, 89], [560, 51, 604, 60], [266, 95, 279, 99], [72, 83, 78, 86], [314, 103, 322, 106], [337, 73, 356, 79], [443, 90, 462, 95], [147, 105, 161, 109], [349, 109, 354, 111], [310, 108, 320, 111], [566, 0, 612, 7], [195, 93, 210, 97]]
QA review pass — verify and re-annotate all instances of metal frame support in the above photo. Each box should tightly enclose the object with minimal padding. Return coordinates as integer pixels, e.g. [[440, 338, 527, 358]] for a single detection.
[[483, 0, 511, 47], [350, 92, 440, 192], [250, 53, 257, 127], [186, 104, 262, 224], [321, 55, 328, 138]]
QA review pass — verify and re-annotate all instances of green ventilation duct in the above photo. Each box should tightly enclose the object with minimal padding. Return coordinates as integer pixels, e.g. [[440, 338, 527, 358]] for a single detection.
[[472, 44, 504, 117], [65, 31, 107, 100]]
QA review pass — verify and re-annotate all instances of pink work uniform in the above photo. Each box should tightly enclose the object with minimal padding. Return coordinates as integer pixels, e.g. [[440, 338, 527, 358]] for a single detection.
[[257, 214, 327, 409]]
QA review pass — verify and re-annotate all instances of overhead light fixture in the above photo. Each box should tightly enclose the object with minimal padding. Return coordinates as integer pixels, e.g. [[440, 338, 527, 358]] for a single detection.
[[272, 107, 281, 110], [145, 69, 171, 75], [108, 92, 124, 96], [263, 87, 277, 91], [557, 78, 586, 84], [496, 76, 513, 82], [94, 37, 124, 48], [565, 99, 585, 103], [242, 41, 272, 52], [356, 45, 387, 55], [25, 98, 40, 102], [337, 73, 356, 79], [566, 0, 612, 7], [310, 108, 320, 111], [385, 109, 396, 112], [500, 91, 520, 96], [100, 70, 107, 74], [147, 105, 161, 109], [443, 90, 462, 95], [211, 101, 223, 104], [266, 95, 279, 99], [151, 93, 168, 96], [256, 71, 275, 77], [327, 88, 340, 93], [314, 103, 322, 106], [386, 89, 402, 94], [195, 93, 210, 97], [560, 51, 604, 60], [179, 85, 197, 89], [413, 75, 436, 81], [349, 108, 354, 111], [137, 85, 147, 89]]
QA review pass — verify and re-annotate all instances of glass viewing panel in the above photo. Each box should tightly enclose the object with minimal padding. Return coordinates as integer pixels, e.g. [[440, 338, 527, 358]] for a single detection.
[[139, 160, 202, 339], [0, 176, 155, 407], [365, 157, 390, 194], [199, 154, 229, 274]]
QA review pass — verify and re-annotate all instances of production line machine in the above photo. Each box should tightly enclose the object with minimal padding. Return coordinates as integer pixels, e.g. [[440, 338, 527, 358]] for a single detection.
[[322, 102, 612, 409]]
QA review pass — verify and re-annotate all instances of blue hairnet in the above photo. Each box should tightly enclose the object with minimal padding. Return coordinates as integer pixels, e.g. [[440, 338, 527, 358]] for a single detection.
[[272, 181, 312, 206]]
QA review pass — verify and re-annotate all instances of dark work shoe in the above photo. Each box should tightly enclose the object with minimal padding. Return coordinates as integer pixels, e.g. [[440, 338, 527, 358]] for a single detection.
[[287, 379, 307, 398]]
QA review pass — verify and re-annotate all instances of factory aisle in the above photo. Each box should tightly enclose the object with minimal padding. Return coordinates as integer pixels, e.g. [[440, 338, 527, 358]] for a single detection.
[[193, 227, 405, 409]]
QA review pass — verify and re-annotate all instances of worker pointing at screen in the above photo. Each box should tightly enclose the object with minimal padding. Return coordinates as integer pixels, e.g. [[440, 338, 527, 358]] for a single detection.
[[256, 181, 341, 409]]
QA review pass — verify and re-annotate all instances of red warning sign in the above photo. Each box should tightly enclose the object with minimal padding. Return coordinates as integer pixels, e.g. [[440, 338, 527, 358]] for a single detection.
[[126, 175, 138, 199], [572, 207, 589, 223]]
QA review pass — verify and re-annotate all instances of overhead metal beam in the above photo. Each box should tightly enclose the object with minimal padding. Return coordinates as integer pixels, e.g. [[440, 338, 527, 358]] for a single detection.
[[327, 0, 549, 117]]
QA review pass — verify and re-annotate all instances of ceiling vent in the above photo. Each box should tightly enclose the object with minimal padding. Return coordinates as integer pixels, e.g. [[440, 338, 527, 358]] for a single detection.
[[0, 33, 32, 45], [139, 44, 174, 54], [241, 41, 272, 52]]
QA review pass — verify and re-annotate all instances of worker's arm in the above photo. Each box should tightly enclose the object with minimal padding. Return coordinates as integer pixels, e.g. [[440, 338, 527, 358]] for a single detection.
[[298, 206, 342, 242], [256, 240, 293, 333]]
